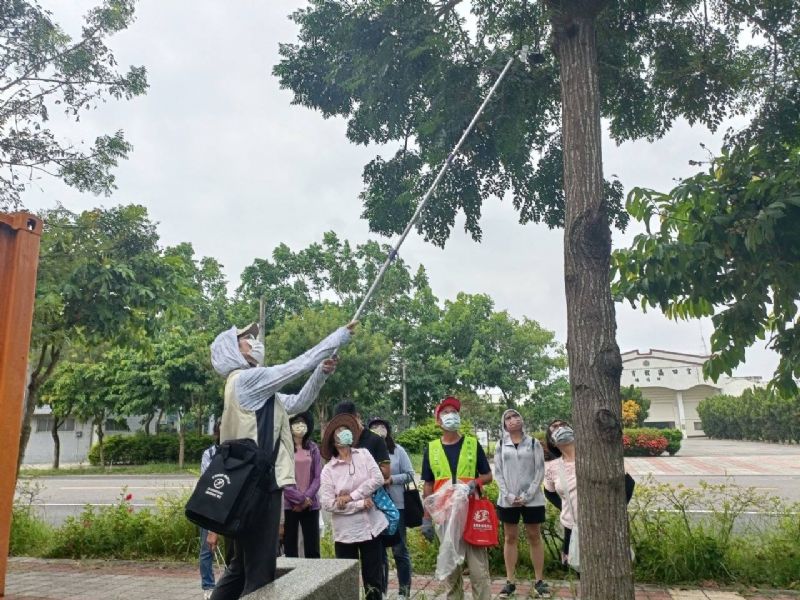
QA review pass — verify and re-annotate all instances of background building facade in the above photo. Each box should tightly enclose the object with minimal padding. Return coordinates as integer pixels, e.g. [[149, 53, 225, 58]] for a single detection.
[[621, 349, 763, 437]]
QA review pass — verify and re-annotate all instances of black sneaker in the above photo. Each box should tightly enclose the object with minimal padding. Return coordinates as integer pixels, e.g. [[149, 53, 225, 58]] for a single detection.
[[499, 581, 516, 598], [533, 580, 551, 598]]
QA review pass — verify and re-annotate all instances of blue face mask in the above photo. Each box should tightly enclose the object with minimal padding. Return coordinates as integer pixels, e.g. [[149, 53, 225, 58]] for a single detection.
[[336, 429, 354, 446], [441, 413, 461, 431]]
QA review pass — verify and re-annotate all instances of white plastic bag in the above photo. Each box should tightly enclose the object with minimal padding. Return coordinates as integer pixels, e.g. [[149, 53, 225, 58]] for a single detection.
[[568, 525, 580, 571], [422, 481, 470, 580]]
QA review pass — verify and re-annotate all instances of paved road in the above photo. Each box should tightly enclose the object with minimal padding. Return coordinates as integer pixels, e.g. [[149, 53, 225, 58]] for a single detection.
[[17, 475, 195, 526], [625, 437, 800, 504], [17, 438, 800, 526]]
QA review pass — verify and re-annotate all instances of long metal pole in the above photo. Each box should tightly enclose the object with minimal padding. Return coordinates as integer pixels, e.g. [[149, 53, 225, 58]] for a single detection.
[[350, 56, 516, 322]]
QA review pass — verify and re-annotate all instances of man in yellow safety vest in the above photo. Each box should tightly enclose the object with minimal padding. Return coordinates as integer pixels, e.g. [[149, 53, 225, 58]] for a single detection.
[[420, 396, 493, 600]]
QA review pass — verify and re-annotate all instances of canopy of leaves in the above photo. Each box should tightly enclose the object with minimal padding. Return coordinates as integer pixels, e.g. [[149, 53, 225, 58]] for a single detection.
[[0, 0, 148, 209], [33, 204, 191, 351], [612, 95, 800, 394], [273, 0, 769, 245]]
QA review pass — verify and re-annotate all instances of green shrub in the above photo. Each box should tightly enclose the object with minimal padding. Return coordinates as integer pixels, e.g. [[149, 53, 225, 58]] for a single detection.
[[698, 388, 800, 443], [10, 506, 52, 556], [661, 429, 683, 456], [395, 419, 474, 454], [629, 478, 800, 587], [47, 489, 198, 560], [88, 432, 214, 466], [10, 479, 53, 556]]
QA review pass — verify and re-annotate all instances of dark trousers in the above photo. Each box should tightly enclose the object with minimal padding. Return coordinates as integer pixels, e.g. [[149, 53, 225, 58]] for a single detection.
[[283, 508, 321, 559], [334, 537, 383, 600], [210, 489, 283, 599], [381, 509, 412, 596]]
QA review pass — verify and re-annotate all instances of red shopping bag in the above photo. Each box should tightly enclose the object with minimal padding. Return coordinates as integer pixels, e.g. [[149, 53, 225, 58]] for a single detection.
[[462, 485, 499, 547]]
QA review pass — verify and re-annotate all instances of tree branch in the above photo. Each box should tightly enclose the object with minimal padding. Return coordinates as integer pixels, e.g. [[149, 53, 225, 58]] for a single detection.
[[715, 0, 786, 48], [436, 0, 463, 18], [0, 25, 103, 93], [30, 344, 48, 384]]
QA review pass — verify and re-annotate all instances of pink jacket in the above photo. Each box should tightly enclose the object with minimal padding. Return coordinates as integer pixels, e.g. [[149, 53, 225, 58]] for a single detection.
[[320, 448, 388, 544]]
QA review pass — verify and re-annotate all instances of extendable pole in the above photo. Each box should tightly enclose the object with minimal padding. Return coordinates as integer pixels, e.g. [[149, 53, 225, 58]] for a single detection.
[[351, 56, 516, 322]]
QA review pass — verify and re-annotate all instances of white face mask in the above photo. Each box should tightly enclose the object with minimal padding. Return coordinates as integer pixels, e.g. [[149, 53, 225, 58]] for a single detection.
[[244, 339, 264, 365], [291, 422, 308, 437], [441, 412, 461, 431], [370, 425, 388, 438]]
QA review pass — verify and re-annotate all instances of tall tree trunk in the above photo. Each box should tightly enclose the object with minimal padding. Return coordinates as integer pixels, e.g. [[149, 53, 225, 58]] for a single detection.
[[177, 410, 185, 469], [96, 420, 105, 467], [17, 344, 62, 473], [142, 413, 154, 435], [553, 8, 634, 599], [51, 416, 62, 470]]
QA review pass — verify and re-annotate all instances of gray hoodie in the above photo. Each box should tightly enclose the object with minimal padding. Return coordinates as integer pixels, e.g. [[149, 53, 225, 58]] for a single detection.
[[493, 409, 545, 508]]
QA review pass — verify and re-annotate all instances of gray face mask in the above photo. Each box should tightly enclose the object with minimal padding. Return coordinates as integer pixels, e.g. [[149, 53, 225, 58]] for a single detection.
[[552, 426, 575, 445]]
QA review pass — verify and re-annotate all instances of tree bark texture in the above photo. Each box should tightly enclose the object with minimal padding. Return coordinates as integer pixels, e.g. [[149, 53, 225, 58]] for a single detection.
[[554, 11, 635, 599], [96, 422, 105, 467], [17, 344, 61, 472], [51, 417, 61, 470]]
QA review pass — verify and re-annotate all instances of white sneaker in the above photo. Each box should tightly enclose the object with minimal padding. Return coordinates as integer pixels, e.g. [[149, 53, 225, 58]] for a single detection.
[[203, 591, 213, 600]]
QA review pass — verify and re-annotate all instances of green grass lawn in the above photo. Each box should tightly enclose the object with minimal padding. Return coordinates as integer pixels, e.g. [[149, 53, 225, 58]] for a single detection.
[[19, 462, 201, 477]]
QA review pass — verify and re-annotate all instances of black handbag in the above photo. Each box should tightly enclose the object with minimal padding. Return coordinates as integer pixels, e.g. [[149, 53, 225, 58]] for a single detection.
[[185, 436, 280, 537], [403, 479, 424, 528], [185, 395, 280, 537]]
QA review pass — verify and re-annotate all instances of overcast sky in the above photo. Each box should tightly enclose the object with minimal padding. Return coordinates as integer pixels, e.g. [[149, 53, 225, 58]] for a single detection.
[[24, 1, 778, 380]]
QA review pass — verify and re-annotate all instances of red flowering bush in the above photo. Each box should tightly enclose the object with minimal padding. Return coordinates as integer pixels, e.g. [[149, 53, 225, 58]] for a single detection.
[[622, 428, 669, 456]]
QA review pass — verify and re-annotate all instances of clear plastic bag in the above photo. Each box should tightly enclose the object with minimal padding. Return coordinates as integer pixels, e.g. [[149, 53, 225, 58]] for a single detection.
[[423, 481, 470, 580]]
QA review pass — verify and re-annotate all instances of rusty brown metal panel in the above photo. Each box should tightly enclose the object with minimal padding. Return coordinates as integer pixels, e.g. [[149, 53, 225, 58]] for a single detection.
[[0, 212, 43, 597]]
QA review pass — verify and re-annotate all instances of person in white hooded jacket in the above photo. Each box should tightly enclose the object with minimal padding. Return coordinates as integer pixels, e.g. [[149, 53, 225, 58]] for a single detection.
[[493, 409, 549, 598], [207, 320, 356, 599]]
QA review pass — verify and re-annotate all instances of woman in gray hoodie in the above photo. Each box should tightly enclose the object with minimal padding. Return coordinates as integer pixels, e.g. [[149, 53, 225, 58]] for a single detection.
[[494, 409, 549, 598]]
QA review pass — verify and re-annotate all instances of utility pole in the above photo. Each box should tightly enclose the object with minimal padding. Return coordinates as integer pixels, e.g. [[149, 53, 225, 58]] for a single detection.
[[258, 295, 266, 366], [401, 360, 408, 416]]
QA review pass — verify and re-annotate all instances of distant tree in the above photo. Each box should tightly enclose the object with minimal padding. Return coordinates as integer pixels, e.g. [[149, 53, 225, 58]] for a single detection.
[[264, 304, 393, 426], [45, 356, 116, 467], [0, 0, 148, 209], [20, 204, 189, 470], [150, 328, 219, 468], [621, 384, 649, 426], [521, 376, 572, 431]]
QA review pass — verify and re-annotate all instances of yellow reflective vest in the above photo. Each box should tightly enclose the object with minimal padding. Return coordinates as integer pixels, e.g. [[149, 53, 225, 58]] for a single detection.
[[428, 436, 477, 491]]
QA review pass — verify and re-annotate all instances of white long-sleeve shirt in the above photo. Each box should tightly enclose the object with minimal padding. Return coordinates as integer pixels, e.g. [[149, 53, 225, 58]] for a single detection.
[[235, 326, 351, 415]]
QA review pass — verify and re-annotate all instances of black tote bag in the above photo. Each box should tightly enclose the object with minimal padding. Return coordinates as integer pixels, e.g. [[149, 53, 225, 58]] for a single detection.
[[403, 479, 424, 528]]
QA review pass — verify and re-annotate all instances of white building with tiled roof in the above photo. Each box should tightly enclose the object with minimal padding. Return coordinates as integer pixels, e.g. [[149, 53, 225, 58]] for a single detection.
[[620, 349, 764, 437]]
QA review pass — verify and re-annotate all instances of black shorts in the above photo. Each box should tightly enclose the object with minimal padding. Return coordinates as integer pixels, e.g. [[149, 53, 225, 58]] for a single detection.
[[495, 504, 546, 525]]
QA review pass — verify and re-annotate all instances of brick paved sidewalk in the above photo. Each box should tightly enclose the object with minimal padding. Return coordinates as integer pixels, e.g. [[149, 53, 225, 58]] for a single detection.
[[5, 558, 799, 600]]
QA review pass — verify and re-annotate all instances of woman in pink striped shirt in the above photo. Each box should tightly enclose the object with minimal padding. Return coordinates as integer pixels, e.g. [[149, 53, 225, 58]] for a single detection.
[[320, 413, 387, 600]]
